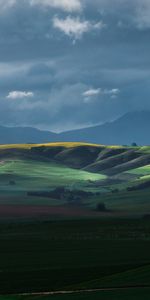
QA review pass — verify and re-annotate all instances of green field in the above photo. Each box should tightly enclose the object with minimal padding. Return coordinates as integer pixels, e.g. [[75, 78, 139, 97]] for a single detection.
[[0, 219, 149, 294], [87, 188, 150, 213], [0, 159, 105, 190], [0, 158, 106, 211], [0, 158, 150, 214], [1, 289, 150, 300]]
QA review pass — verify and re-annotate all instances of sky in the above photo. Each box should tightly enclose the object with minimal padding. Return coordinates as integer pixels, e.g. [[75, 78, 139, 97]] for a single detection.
[[0, 0, 150, 132]]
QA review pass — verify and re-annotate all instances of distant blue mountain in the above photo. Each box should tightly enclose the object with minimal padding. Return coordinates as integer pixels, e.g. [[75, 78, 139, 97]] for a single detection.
[[0, 111, 149, 145], [0, 126, 57, 144], [60, 111, 150, 145]]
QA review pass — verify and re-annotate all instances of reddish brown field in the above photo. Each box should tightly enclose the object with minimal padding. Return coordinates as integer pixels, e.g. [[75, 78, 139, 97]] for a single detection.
[[0, 204, 117, 219], [0, 204, 139, 219]]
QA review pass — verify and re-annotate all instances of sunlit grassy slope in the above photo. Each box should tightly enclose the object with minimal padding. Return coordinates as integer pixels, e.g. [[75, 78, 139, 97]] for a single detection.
[[0, 142, 150, 213], [0, 159, 105, 191], [126, 165, 150, 176]]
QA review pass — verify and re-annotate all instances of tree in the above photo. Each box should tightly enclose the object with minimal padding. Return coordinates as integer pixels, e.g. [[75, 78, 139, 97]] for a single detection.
[[96, 202, 107, 212], [131, 142, 137, 147]]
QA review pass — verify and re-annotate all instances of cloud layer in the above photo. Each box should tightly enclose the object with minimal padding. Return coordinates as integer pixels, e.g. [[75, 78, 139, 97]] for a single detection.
[[0, 0, 150, 131]]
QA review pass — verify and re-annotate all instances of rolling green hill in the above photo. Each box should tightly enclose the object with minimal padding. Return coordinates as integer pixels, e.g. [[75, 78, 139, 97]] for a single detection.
[[0, 142, 150, 217]]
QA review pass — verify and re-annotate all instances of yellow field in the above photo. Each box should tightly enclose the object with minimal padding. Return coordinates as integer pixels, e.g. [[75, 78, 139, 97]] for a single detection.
[[0, 142, 125, 150]]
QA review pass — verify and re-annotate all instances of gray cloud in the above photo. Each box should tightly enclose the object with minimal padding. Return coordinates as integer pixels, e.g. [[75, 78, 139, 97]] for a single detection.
[[0, 0, 150, 131]]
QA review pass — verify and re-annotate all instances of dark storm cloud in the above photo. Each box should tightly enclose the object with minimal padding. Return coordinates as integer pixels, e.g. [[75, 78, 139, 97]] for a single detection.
[[0, 0, 150, 131]]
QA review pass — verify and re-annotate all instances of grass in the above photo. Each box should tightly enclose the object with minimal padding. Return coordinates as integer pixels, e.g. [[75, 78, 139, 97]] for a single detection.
[[139, 146, 150, 154], [87, 188, 150, 212], [0, 289, 150, 300], [126, 165, 150, 176], [0, 141, 132, 150], [0, 143, 150, 214], [0, 158, 107, 209], [0, 219, 149, 294], [69, 264, 150, 290], [0, 157, 150, 213], [0, 143, 149, 297], [0, 142, 101, 150], [0, 289, 150, 299], [0, 159, 105, 191]]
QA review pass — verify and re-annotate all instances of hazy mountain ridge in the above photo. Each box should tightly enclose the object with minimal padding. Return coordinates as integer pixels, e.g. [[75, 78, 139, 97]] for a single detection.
[[0, 111, 150, 145], [0, 125, 57, 144], [60, 111, 150, 145]]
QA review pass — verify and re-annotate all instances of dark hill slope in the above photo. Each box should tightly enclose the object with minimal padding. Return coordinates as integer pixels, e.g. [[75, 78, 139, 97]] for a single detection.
[[55, 145, 102, 168], [84, 150, 140, 173], [104, 154, 150, 175], [96, 148, 127, 161]]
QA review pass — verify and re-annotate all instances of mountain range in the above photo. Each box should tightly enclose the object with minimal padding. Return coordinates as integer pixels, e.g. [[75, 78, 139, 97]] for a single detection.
[[0, 111, 149, 145]]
